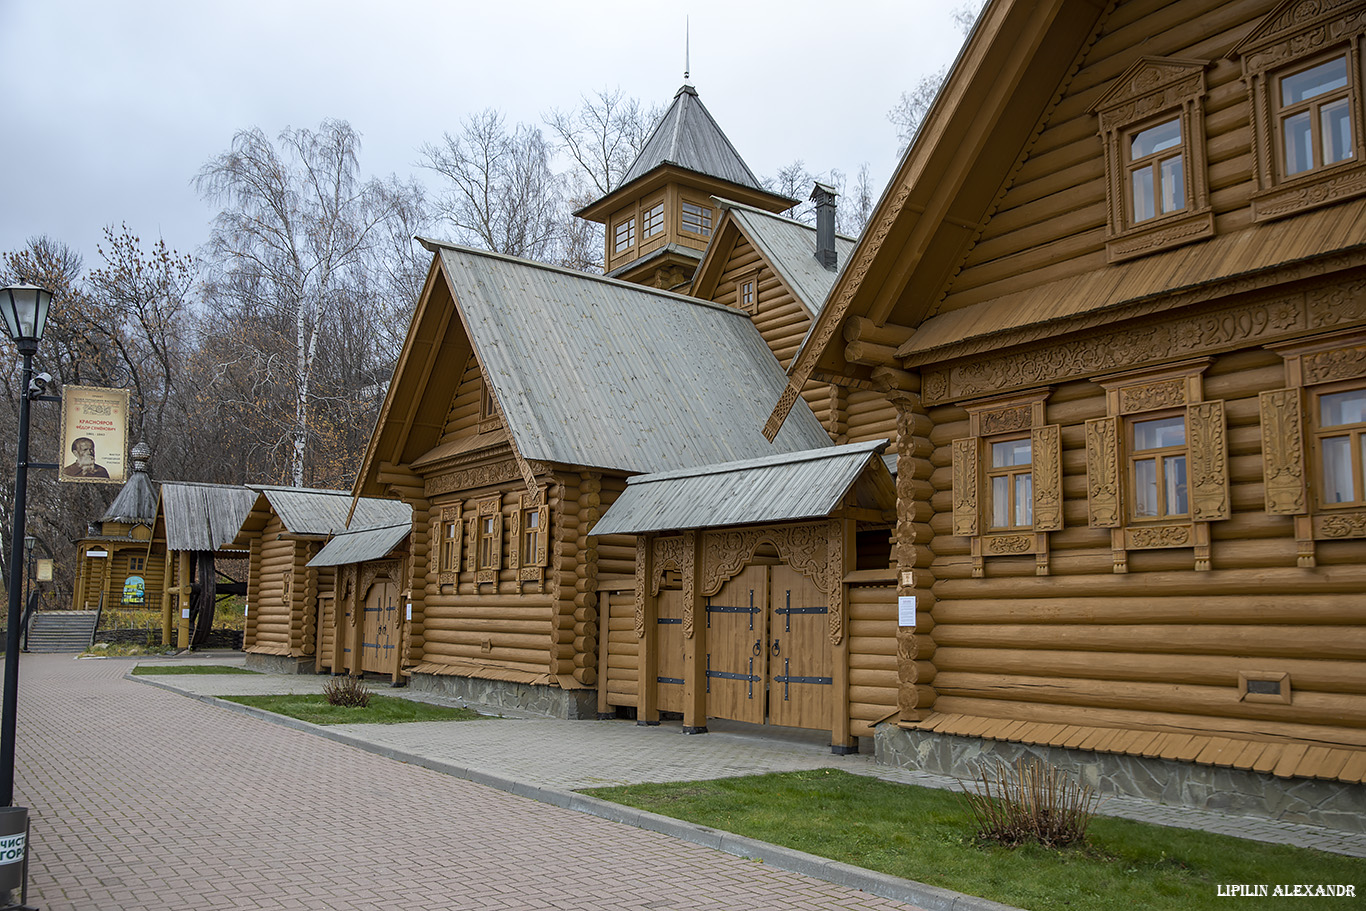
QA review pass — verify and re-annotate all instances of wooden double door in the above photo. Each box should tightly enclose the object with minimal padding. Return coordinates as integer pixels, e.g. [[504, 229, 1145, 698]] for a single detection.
[[704, 564, 832, 730], [358, 579, 400, 675]]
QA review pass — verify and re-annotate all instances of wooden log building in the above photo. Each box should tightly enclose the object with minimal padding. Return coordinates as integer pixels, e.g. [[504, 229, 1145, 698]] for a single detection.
[[71, 442, 161, 613], [235, 486, 410, 673], [759, 0, 1366, 815]]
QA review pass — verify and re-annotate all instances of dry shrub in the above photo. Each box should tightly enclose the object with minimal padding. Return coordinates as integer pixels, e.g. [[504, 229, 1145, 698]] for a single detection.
[[961, 757, 1098, 848], [323, 675, 371, 708]]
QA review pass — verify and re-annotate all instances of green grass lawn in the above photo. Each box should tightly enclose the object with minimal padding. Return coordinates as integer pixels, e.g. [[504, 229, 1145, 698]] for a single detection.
[[584, 769, 1365, 911], [221, 693, 485, 725], [131, 665, 259, 675]]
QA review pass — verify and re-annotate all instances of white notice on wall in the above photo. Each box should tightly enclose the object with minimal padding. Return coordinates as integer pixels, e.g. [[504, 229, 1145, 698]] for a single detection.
[[898, 595, 917, 627], [181, 608, 191, 620], [406, 602, 413, 621]]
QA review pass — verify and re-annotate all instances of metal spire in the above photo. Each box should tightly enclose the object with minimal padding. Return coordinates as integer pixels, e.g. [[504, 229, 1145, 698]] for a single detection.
[[684, 17, 691, 85]]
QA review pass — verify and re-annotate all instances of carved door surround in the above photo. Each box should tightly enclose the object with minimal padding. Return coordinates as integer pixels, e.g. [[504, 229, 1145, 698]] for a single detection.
[[1264, 330, 1366, 566], [1087, 358, 1229, 572]]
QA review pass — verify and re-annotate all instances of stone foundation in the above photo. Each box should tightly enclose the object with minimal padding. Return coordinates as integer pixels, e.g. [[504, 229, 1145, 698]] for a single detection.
[[875, 725, 1366, 834], [243, 652, 317, 675], [409, 672, 598, 719]]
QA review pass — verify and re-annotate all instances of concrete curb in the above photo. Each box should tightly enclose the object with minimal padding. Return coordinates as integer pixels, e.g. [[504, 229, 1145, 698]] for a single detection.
[[130, 672, 1023, 911]]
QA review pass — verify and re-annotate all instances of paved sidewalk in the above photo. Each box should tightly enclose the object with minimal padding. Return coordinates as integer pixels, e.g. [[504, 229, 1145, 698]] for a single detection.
[[142, 654, 1366, 860], [15, 654, 972, 911]]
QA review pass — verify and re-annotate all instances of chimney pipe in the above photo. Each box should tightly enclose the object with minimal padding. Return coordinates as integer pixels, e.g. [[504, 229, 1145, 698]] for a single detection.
[[811, 182, 838, 271]]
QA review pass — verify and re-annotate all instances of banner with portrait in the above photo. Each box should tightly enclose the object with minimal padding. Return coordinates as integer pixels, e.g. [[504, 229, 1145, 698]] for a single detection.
[[58, 386, 129, 485]]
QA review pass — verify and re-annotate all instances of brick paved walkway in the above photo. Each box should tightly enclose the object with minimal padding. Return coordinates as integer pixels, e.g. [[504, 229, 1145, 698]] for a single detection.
[[15, 655, 927, 911]]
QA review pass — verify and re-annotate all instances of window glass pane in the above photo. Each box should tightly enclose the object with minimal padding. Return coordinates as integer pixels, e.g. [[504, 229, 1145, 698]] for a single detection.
[[1134, 458, 1158, 517], [682, 202, 712, 236], [1133, 416, 1185, 450], [643, 203, 664, 238], [991, 476, 1010, 527], [1132, 166, 1155, 222], [1284, 110, 1314, 174], [1320, 389, 1366, 427], [1131, 119, 1181, 158], [1165, 455, 1187, 515], [1160, 154, 1185, 213], [1323, 98, 1353, 166], [1322, 435, 1355, 503], [1281, 56, 1348, 105], [991, 438, 1032, 467], [1016, 473, 1033, 527]]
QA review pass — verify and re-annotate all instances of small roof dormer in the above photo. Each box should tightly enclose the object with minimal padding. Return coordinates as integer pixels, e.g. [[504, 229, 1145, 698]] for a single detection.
[[576, 84, 797, 290]]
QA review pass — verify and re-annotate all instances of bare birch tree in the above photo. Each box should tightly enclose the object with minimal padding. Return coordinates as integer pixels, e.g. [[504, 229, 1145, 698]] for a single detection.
[[196, 120, 398, 488]]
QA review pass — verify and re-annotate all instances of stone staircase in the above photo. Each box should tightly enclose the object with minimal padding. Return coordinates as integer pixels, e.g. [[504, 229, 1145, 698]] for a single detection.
[[25, 611, 99, 653]]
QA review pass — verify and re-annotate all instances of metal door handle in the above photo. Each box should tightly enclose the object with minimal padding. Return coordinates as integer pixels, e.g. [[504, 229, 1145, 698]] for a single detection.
[[752, 639, 761, 657], [771, 639, 780, 656]]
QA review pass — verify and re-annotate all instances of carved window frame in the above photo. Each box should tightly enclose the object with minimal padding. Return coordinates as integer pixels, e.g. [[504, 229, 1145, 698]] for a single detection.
[[1091, 57, 1214, 263], [952, 390, 1062, 577], [475, 495, 502, 585], [478, 378, 502, 434], [1264, 329, 1366, 565], [437, 502, 462, 585], [1234, 0, 1366, 222], [508, 487, 549, 591], [1087, 359, 1229, 572]]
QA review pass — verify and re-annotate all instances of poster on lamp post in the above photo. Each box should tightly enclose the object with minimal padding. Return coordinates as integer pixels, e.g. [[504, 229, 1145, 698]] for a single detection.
[[58, 386, 129, 485]]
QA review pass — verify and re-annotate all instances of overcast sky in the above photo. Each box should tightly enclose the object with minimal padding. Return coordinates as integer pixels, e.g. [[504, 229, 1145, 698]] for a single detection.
[[1, 1, 969, 269]]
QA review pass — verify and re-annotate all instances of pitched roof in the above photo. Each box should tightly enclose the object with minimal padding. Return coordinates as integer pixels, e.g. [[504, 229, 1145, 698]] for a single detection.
[[425, 241, 833, 476], [720, 199, 858, 318], [158, 482, 258, 552], [101, 442, 158, 525], [308, 522, 410, 568], [592, 439, 894, 536], [242, 486, 410, 540], [621, 85, 767, 193]]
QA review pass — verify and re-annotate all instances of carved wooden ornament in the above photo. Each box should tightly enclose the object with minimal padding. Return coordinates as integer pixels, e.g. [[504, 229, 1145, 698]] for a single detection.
[[1260, 389, 1308, 515], [701, 524, 829, 597], [1032, 424, 1064, 532], [1086, 417, 1122, 528], [1187, 400, 1231, 522], [951, 439, 979, 537]]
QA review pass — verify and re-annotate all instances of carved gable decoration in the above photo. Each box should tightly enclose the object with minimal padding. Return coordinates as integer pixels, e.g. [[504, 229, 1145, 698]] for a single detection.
[[1091, 57, 1209, 134], [701, 524, 829, 597], [1232, 0, 1366, 71]]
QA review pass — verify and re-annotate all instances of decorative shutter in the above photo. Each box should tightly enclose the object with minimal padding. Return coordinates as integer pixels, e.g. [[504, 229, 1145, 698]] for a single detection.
[[508, 502, 522, 569], [491, 510, 503, 570], [1032, 424, 1064, 532], [1188, 400, 1230, 522], [1259, 389, 1308, 515], [951, 438, 979, 536], [534, 504, 549, 566], [465, 518, 478, 573], [1086, 417, 1122, 527]]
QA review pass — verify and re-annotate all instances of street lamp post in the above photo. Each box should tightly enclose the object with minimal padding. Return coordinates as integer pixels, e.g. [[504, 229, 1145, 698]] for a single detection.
[[0, 285, 52, 813]]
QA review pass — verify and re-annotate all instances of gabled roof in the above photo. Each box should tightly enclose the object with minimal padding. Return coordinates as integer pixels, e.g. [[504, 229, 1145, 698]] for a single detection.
[[156, 482, 258, 553], [592, 439, 894, 536], [308, 522, 410, 568], [235, 486, 410, 544], [356, 241, 833, 496], [697, 199, 859, 318]]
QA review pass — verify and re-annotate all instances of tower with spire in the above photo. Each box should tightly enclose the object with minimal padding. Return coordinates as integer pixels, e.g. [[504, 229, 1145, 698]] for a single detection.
[[575, 83, 796, 290]]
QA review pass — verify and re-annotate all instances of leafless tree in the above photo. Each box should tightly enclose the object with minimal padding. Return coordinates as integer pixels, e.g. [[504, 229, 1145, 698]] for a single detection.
[[889, 1, 987, 156], [421, 110, 564, 262], [196, 119, 401, 488]]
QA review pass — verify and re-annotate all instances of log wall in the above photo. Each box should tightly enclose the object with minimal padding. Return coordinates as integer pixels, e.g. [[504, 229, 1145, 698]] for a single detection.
[[246, 516, 304, 655], [945, 0, 1277, 311], [924, 344, 1366, 747]]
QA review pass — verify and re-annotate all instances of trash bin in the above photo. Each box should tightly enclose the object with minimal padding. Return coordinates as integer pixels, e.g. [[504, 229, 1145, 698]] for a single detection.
[[0, 806, 28, 895]]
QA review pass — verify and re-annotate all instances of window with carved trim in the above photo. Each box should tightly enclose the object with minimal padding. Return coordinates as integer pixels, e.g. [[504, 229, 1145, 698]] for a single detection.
[[952, 392, 1062, 577], [1235, 1, 1366, 221], [1087, 361, 1228, 572], [1313, 385, 1366, 508], [439, 509, 461, 573], [478, 515, 497, 569], [1091, 57, 1213, 261], [1279, 54, 1354, 177]]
